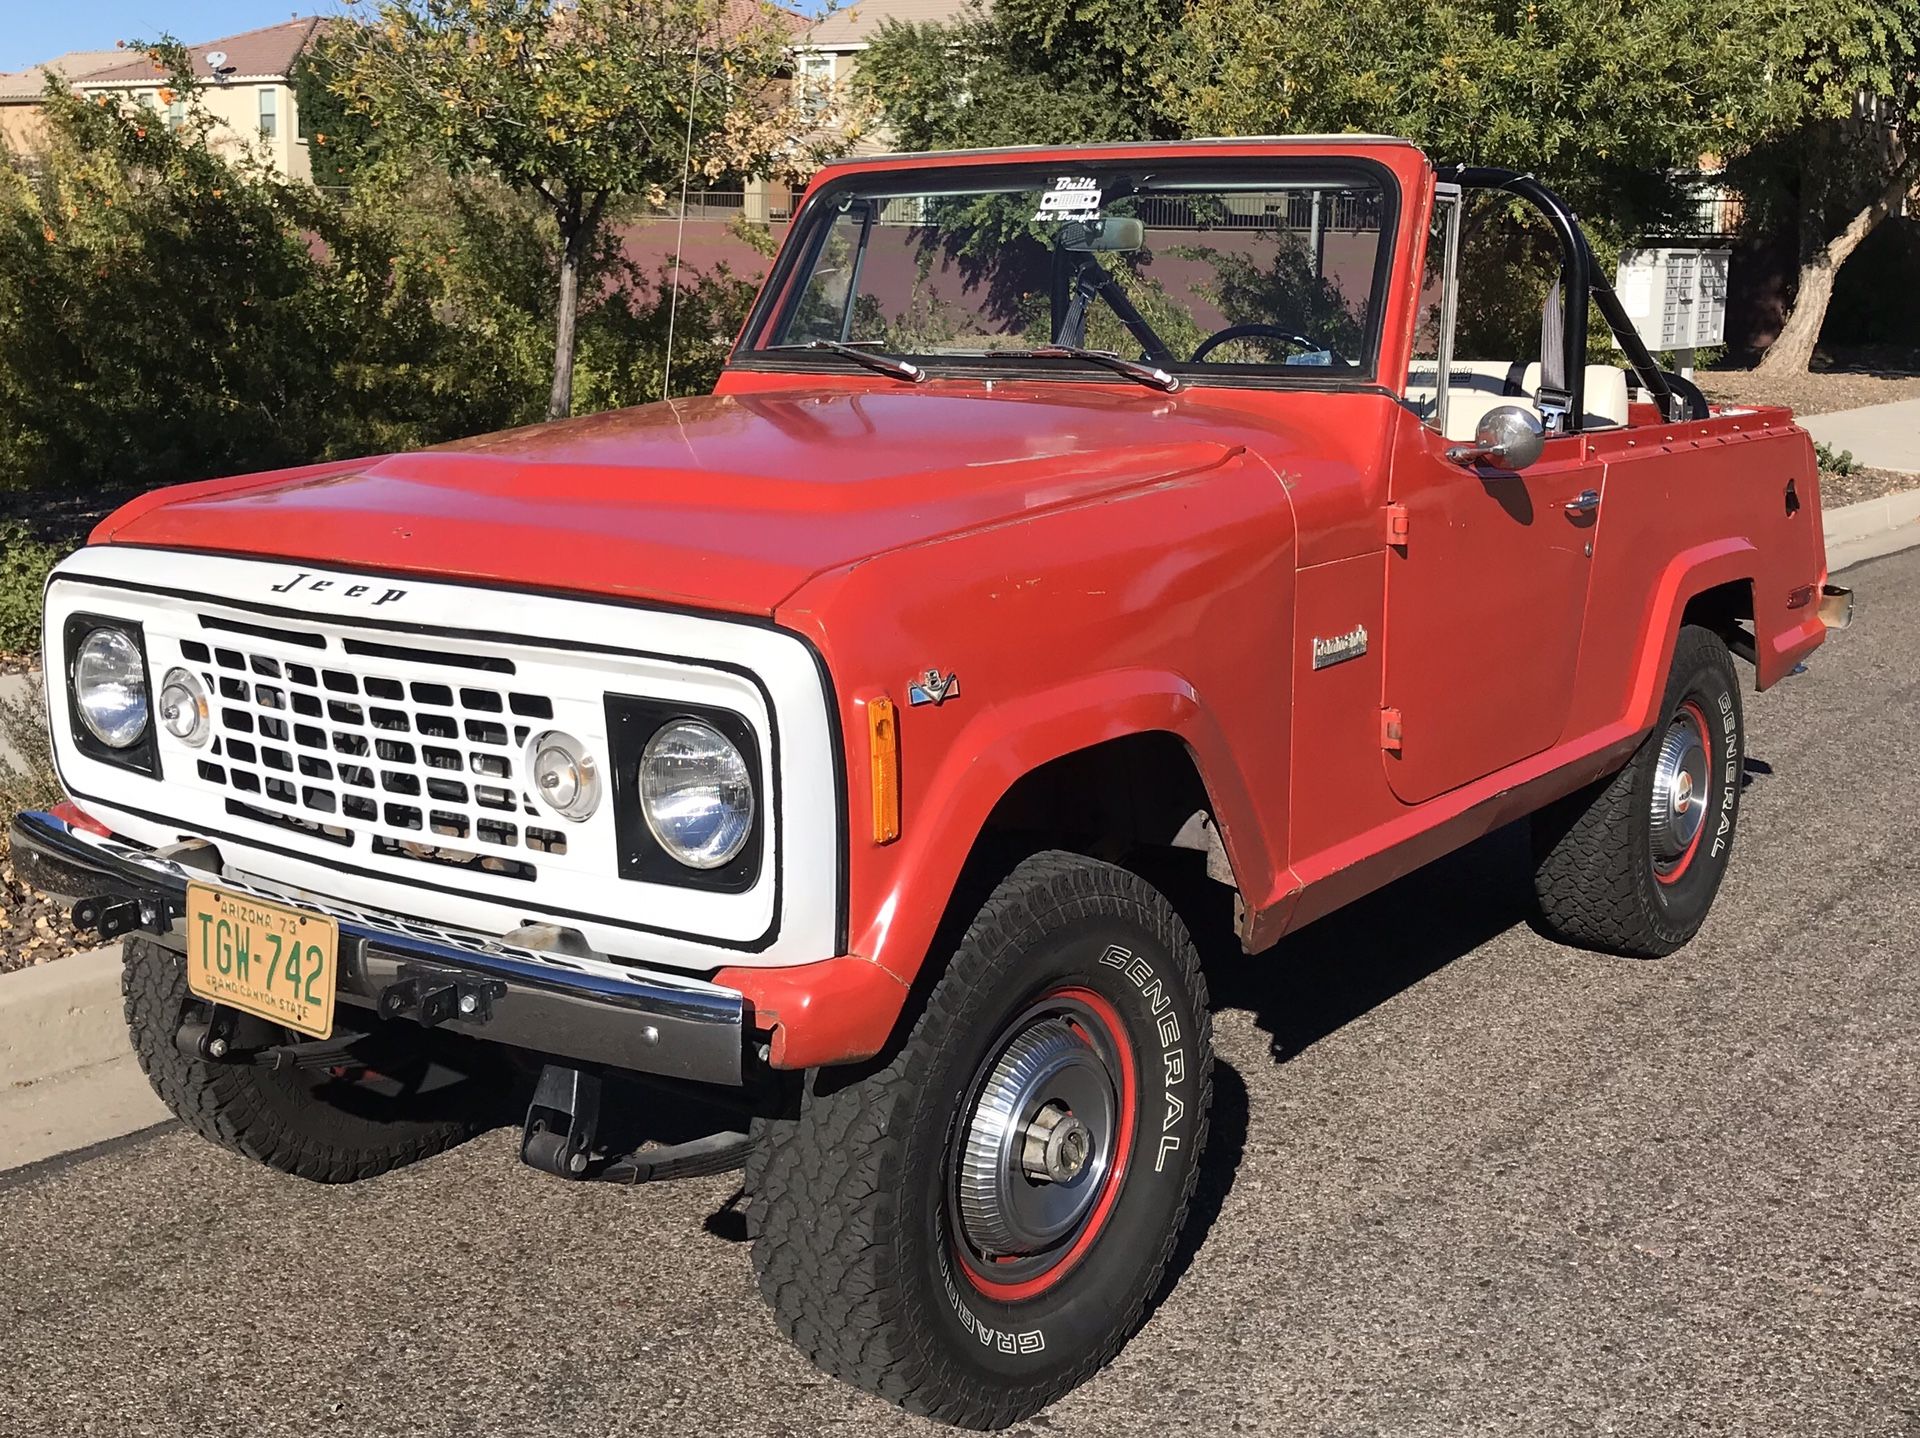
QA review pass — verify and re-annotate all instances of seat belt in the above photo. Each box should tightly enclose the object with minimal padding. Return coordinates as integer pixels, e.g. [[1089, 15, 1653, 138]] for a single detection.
[[1536, 278, 1573, 432]]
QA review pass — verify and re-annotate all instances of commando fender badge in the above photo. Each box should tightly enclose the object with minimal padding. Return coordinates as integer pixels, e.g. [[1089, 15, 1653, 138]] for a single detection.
[[1311, 624, 1368, 671], [909, 669, 961, 707]]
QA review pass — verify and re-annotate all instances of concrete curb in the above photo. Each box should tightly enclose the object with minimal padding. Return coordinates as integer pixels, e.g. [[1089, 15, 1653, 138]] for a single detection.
[[1825, 487, 1920, 573], [0, 943, 127, 1087]]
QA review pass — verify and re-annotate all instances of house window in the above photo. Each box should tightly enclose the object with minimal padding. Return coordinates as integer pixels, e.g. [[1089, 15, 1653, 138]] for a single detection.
[[134, 89, 157, 109], [257, 87, 277, 140], [167, 99, 187, 132], [796, 51, 832, 118]]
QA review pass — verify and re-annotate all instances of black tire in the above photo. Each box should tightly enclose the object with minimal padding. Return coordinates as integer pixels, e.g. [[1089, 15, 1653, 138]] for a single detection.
[[745, 852, 1212, 1429], [124, 937, 512, 1182], [1531, 624, 1745, 957]]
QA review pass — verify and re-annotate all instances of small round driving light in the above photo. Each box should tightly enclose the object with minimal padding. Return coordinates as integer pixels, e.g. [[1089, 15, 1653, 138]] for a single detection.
[[73, 628, 150, 749], [158, 667, 210, 747], [526, 730, 600, 821], [639, 718, 754, 870]]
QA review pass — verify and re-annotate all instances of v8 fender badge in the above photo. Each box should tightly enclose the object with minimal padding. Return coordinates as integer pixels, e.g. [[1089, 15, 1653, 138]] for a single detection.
[[909, 669, 961, 706], [1311, 624, 1368, 670]]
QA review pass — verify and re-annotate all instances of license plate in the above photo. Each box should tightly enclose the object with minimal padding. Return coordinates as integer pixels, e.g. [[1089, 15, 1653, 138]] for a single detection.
[[185, 883, 339, 1039]]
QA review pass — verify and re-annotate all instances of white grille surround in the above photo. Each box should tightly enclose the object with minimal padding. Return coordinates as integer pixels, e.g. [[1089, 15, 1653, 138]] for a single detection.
[[43, 548, 843, 973]]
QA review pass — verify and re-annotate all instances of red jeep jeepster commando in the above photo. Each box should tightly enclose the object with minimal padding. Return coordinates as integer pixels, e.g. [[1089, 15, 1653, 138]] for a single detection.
[[13, 138, 1850, 1426]]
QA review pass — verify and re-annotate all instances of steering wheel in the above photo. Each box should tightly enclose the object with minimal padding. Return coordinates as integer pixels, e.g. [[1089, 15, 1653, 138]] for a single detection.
[[1190, 323, 1349, 367]]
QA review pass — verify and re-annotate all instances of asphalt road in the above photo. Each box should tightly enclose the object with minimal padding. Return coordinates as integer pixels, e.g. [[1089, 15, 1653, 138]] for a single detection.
[[4, 549, 1918, 1438]]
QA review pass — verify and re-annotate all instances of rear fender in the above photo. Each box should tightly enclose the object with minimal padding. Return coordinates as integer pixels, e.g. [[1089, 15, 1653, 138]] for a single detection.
[[1628, 538, 1819, 731]]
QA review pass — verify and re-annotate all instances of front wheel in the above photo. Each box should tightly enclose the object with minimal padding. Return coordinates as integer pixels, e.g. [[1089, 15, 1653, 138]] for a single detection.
[[1530, 623, 1745, 957], [123, 937, 513, 1182], [745, 852, 1213, 1428]]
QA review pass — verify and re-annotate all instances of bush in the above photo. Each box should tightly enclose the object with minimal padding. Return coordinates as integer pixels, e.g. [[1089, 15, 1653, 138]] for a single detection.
[[1815, 441, 1860, 476], [0, 521, 60, 654]]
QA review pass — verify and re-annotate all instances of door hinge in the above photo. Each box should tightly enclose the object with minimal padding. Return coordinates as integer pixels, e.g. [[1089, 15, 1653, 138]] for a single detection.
[[1380, 706, 1404, 754], [1385, 503, 1410, 548]]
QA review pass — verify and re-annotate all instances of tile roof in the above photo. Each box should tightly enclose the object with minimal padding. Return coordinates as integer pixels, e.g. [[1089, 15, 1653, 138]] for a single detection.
[[0, 49, 124, 103], [76, 18, 321, 86], [804, 0, 980, 48]]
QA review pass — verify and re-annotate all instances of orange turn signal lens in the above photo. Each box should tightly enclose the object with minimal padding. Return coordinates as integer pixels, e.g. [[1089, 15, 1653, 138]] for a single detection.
[[868, 695, 900, 844]]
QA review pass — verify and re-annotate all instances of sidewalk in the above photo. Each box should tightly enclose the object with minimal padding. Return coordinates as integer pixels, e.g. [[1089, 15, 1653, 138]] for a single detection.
[[1801, 398, 1920, 474]]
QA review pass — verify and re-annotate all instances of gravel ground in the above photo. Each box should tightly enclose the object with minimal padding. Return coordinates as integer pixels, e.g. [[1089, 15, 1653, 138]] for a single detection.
[[0, 547, 1914, 1438], [0, 845, 85, 974], [1700, 367, 1920, 417], [1817, 464, 1920, 509]]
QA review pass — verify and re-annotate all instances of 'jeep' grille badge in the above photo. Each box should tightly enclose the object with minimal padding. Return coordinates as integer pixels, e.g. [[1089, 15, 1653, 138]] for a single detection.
[[909, 670, 961, 706]]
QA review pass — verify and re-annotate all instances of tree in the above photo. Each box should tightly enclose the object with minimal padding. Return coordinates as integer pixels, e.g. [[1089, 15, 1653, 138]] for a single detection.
[[1164, 0, 1795, 230], [863, 0, 1793, 236], [1754, 0, 1920, 374], [854, 0, 1183, 153], [324, 0, 822, 420], [0, 40, 525, 492]]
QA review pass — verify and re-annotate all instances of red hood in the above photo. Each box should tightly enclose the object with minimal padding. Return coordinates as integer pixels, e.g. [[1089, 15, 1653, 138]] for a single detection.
[[96, 386, 1246, 616]]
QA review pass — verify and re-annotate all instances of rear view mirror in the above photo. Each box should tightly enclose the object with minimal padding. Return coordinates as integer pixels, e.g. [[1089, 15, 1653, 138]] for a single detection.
[[1447, 405, 1545, 471], [1057, 216, 1144, 253]]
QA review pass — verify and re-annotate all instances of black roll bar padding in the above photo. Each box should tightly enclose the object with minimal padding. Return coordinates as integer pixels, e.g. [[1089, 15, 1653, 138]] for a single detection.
[[1093, 268, 1177, 367], [1436, 164, 1681, 427]]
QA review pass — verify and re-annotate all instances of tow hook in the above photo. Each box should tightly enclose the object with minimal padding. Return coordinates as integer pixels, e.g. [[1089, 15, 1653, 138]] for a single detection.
[[520, 1061, 755, 1184]]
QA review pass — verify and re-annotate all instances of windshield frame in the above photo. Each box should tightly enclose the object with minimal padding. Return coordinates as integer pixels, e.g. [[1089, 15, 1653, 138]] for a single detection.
[[732, 155, 1403, 391]]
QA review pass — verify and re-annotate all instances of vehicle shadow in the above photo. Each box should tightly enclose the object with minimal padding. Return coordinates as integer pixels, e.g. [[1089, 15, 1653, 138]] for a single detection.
[[1155, 820, 1535, 1067], [1134, 824, 1533, 1300]]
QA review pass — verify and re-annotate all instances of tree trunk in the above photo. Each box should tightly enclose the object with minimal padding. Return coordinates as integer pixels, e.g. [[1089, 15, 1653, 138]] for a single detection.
[[545, 189, 609, 422], [547, 200, 583, 421], [1758, 135, 1917, 376]]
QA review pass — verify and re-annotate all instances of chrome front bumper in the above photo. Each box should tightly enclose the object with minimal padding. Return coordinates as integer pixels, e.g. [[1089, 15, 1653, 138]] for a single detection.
[[7, 810, 748, 1086]]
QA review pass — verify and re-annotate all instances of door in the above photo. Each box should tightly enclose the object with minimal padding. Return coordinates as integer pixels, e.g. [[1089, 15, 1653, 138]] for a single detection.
[[1381, 420, 1600, 803]]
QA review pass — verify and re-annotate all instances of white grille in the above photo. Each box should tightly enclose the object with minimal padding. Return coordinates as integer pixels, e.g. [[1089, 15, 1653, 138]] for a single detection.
[[45, 549, 839, 969], [186, 626, 571, 882]]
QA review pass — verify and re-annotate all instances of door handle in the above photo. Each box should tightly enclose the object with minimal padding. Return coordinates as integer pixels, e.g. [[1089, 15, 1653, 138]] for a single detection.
[[1564, 489, 1600, 515]]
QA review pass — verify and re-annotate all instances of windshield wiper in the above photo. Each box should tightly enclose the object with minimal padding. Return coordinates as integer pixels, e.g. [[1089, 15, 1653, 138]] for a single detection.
[[981, 345, 1180, 393], [765, 339, 925, 384]]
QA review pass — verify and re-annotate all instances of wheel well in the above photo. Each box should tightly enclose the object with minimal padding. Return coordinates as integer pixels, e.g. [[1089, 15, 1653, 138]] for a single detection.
[[1682, 579, 1756, 664], [979, 732, 1222, 867], [860, 734, 1241, 1078]]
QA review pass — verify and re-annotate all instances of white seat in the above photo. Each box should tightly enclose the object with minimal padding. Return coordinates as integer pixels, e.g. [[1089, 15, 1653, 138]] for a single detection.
[[1404, 358, 1526, 429], [1408, 359, 1630, 438], [1440, 390, 1542, 442], [1521, 363, 1631, 429]]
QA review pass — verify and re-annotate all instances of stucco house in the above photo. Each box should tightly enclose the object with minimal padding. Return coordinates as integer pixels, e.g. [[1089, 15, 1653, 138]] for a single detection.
[[0, 50, 122, 156], [73, 19, 322, 182], [796, 0, 978, 155]]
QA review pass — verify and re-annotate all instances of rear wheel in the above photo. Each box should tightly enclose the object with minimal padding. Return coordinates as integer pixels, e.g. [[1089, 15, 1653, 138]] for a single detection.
[[123, 937, 512, 1182], [746, 852, 1212, 1428], [1531, 624, 1744, 957]]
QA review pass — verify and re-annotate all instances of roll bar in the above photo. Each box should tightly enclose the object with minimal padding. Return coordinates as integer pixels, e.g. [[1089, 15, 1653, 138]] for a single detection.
[[1436, 165, 1685, 426]]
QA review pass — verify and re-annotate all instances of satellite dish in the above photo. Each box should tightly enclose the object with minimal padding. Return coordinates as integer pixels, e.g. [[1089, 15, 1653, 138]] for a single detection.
[[205, 50, 228, 67]]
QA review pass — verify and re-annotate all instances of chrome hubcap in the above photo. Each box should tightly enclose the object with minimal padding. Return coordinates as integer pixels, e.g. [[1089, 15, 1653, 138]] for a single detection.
[[954, 1009, 1118, 1260], [1650, 710, 1710, 865]]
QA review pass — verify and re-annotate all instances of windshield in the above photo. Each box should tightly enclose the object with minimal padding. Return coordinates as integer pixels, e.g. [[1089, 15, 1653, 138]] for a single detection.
[[744, 160, 1395, 382]]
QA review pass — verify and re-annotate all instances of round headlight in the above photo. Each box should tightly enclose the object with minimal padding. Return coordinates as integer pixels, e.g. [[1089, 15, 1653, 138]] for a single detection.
[[158, 667, 210, 747], [526, 730, 600, 821], [73, 628, 150, 749], [639, 719, 754, 870]]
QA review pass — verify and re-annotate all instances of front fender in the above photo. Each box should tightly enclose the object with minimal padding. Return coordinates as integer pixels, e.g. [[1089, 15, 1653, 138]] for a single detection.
[[857, 669, 1277, 982]]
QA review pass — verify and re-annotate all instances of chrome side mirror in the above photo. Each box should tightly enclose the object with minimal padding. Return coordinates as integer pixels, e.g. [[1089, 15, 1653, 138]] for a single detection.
[[1446, 405, 1545, 471]]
